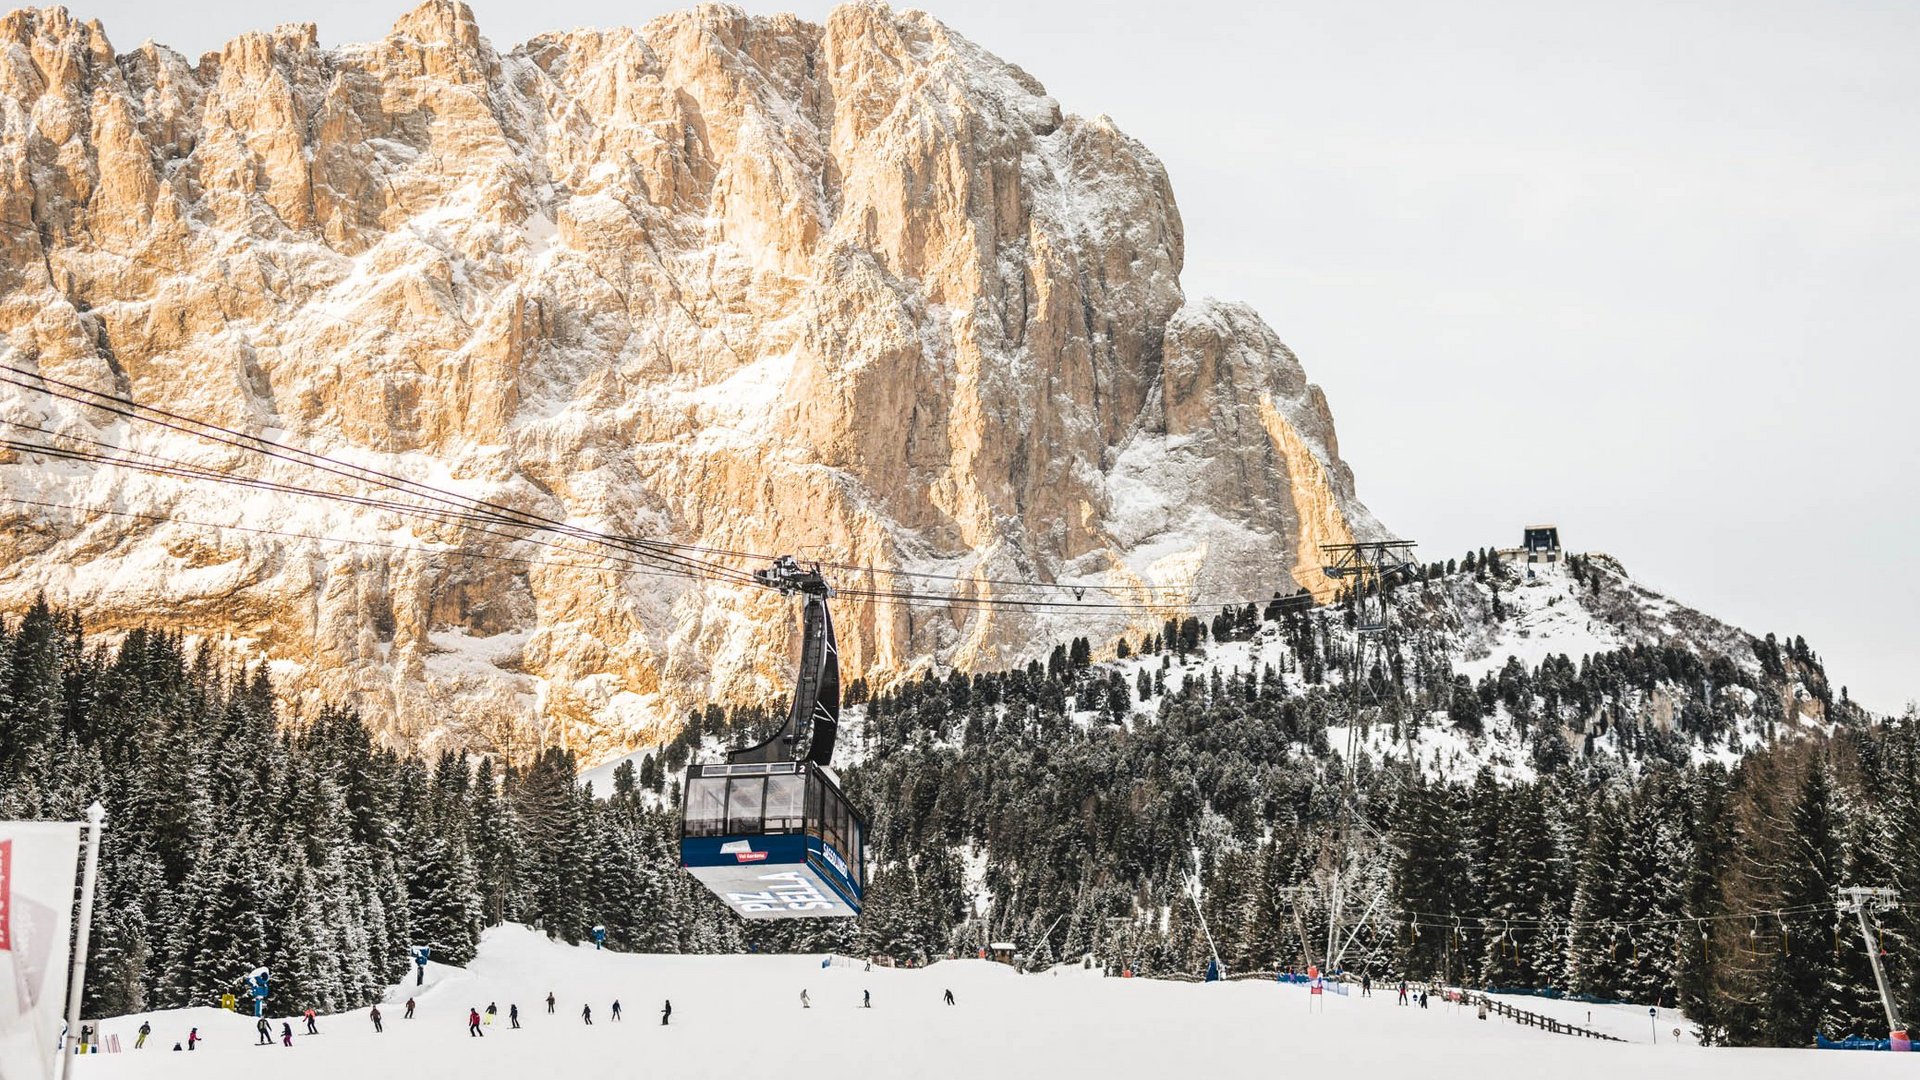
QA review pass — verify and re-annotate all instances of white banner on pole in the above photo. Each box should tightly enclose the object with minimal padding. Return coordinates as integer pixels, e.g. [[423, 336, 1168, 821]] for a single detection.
[[0, 822, 81, 1080]]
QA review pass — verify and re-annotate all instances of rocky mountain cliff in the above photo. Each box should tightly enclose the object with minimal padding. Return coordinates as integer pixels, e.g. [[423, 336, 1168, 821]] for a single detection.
[[0, 1, 1381, 758]]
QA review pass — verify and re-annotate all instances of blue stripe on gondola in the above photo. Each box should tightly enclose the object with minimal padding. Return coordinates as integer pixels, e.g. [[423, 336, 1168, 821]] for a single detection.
[[681, 834, 863, 918]]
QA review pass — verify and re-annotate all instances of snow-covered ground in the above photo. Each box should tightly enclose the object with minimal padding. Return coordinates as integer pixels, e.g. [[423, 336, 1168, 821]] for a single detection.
[[1481, 989, 1701, 1046], [66, 924, 1908, 1079]]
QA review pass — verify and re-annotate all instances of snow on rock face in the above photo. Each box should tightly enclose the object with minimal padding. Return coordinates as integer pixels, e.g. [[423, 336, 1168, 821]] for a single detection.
[[0, 1, 1379, 760]]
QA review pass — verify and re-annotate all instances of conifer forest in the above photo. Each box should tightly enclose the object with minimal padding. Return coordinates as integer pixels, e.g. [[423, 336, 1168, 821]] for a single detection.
[[2, 566, 1914, 1049]]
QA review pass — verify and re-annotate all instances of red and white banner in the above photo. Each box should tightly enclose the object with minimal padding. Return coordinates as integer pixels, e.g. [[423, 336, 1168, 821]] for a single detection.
[[0, 822, 81, 1080]]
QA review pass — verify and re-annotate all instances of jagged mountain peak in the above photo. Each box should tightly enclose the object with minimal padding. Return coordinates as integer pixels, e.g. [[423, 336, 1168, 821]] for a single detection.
[[0, 2, 1377, 761]]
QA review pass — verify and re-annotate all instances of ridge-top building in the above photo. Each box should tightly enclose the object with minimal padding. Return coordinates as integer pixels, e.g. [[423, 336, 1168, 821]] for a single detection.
[[1521, 525, 1561, 564]]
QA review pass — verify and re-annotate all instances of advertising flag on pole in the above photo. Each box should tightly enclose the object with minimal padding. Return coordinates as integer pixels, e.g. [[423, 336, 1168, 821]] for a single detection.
[[0, 822, 81, 1080]]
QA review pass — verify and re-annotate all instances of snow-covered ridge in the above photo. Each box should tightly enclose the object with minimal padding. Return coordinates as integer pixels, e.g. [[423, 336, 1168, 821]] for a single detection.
[[587, 551, 1851, 789]]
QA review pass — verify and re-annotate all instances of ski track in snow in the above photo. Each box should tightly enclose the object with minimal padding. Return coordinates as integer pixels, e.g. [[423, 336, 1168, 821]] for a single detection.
[[66, 924, 1905, 1080]]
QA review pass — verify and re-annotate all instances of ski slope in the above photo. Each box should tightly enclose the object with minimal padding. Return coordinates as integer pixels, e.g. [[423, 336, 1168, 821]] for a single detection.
[[1484, 989, 1701, 1046], [67, 925, 1905, 1080]]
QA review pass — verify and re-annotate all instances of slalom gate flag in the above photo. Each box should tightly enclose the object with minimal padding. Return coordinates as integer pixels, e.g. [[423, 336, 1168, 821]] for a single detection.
[[0, 822, 82, 1080]]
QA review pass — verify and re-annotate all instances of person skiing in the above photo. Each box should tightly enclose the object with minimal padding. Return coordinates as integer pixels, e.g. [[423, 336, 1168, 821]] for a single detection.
[[862, 990, 871, 1009], [547, 991, 556, 1014], [256, 1017, 272, 1045], [611, 1000, 622, 1021], [582, 1004, 593, 1025], [188, 1027, 202, 1051], [943, 989, 955, 1006], [509, 1003, 521, 1029], [486, 1002, 497, 1026], [800, 989, 810, 1009], [1361, 972, 1371, 997], [303, 1007, 318, 1035], [1419, 989, 1429, 1009], [660, 999, 672, 1026], [136, 1020, 151, 1049], [404, 997, 416, 1019], [370, 1006, 383, 1033], [279, 1022, 292, 1047], [1397, 980, 1409, 1006], [468, 1008, 484, 1037]]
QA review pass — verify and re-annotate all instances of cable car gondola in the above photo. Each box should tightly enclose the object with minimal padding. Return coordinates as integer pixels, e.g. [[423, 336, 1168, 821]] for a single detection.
[[679, 557, 866, 919]]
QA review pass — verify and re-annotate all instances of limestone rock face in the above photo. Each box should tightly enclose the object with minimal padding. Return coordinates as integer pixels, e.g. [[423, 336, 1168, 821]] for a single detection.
[[0, 1, 1384, 759]]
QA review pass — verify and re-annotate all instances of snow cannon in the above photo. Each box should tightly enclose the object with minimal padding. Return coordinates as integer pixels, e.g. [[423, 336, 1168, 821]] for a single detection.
[[245, 968, 270, 1017]]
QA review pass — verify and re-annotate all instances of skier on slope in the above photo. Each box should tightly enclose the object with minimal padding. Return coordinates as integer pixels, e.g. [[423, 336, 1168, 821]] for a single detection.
[[370, 1006, 383, 1033], [943, 989, 955, 1006], [486, 1002, 497, 1026], [509, 1003, 521, 1029], [279, 1022, 292, 1047], [611, 999, 622, 1021], [468, 1008, 484, 1037], [136, 1020, 151, 1049], [1397, 981, 1408, 1006], [404, 997, 416, 1019], [862, 990, 870, 1009], [800, 989, 810, 1009], [661, 1000, 672, 1026], [256, 1017, 272, 1045], [303, 1007, 318, 1034], [187, 1027, 202, 1051], [547, 991, 556, 1014], [582, 1004, 593, 1025], [1361, 973, 1371, 997]]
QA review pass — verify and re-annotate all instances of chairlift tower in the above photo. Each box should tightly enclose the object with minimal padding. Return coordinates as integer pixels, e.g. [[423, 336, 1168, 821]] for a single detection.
[[1836, 886, 1903, 1039], [1317, 540, 1417, 972], [1186, 868, 1227, 981]]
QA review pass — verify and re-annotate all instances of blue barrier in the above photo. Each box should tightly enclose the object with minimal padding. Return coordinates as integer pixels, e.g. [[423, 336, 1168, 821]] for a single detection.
[[1815, 1035, 1896, 1052], [1485, 986, 1635, 1007], [1273, 974, 1349, 996]]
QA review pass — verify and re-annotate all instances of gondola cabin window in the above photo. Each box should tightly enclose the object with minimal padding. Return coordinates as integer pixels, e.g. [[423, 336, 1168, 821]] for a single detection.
[[686, 776, 727, 837], [765, 772, 805, 832], [726, 775, 765, 833]]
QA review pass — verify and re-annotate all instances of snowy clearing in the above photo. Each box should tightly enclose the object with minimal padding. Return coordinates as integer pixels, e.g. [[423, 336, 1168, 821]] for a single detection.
[[67, 924, 1906, 1079]]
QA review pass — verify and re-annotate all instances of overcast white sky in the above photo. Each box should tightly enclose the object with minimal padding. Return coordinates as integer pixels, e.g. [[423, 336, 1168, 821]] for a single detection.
[[47, 0, 1920, 710]]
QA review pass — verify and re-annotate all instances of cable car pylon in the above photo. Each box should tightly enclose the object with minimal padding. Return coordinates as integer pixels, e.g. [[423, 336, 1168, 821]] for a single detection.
[[1318, 539, 1417, 973]]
